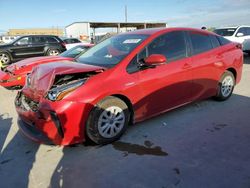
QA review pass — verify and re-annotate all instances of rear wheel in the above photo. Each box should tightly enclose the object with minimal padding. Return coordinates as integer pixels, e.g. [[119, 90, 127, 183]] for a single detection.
[[214, 71, 235, 101], [47, 49, 60, 56], [86, 96, 130, 145], [0, 52, 11, 65]]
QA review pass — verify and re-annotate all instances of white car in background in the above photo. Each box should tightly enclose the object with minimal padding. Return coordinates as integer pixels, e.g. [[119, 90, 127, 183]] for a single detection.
[[62, 38, 91, 50], [214, 26, 250, 55]]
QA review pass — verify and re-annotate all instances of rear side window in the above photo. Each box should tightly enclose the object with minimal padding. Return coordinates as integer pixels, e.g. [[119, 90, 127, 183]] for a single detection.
[[45, 37, 58, 43], [148, 31, 187, 62], [237, 27, 248, 36], [189, 32, 213, 55], [32, 36, 46, 44], [217, 36, 231, 46], [246, 28, 250, 35], [210, 35, 220, 48], [237, 27, 250, 36]]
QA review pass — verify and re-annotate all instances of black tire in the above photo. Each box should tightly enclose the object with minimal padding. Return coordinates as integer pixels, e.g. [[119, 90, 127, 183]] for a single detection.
[[0, 52, 11, 65], [86, 96, 130, 145], [214, 71, 235, 101], [47, 49, 60, 56]]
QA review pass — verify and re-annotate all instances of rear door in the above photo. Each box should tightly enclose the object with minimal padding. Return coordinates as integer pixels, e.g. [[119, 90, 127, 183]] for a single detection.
[[29, 36, 46, 56], [127, 31, 193, 119], [187, 31, 222, 100]]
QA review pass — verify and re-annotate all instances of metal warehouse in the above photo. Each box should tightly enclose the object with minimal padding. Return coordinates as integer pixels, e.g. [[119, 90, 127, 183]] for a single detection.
[[65, 21, 167, 42]]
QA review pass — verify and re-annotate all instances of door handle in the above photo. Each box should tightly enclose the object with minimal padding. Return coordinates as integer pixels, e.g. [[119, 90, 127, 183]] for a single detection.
[[182, 63, 192, 69]]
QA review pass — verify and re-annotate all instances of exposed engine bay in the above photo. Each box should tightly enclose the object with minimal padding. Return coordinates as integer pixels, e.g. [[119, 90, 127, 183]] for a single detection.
[[50, 71, 101, 89]]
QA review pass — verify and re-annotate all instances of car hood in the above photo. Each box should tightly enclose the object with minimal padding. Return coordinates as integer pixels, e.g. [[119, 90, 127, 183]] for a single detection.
[[0, 43, 12, 48], [6, 56, 73, 73], [24, 61, 105, 100]]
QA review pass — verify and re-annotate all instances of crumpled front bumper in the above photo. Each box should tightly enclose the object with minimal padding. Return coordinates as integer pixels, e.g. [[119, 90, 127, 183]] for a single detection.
[[0, 70, 25, 88], [17, 118, 53, 145], [15, 91, 93, 145]]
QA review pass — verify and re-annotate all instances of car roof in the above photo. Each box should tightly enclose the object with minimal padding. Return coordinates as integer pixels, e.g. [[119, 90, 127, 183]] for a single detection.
[[121, 27, 215, 36], [19, 35, 59, 37], [216, 25, 250, 29], [63, 38, 79, 40]]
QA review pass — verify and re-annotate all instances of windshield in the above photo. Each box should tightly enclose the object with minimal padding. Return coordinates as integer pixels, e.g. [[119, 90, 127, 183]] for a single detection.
[[77, 34, 149, 68], [59, 45, 89, 58], [214, 28, 236, 36]]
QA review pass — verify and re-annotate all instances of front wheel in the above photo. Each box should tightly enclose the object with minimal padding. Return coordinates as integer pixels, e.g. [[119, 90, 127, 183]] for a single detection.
[[86, 96, 130, 145], [47, 49, 60, 56], [214, 71, 235, 101], [0, 52, 11, 65]]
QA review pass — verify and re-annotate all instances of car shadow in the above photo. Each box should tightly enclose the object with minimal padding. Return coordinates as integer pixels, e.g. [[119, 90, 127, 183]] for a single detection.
[[243, 53, 250, 64], [49, 93, 250, 188], [0, 115, 40, 188], [0, 114, 13, 153]]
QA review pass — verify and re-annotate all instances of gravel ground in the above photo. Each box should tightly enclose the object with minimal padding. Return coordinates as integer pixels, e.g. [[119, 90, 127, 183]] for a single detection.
[[0, 55, 250, 188]]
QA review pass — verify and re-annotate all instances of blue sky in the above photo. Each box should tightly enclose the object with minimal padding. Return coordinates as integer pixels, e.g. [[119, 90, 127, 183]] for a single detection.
[[0, 0, 250, 32]]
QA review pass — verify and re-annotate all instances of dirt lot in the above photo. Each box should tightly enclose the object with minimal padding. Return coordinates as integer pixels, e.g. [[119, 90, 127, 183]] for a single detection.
[[0, 56, 250, 188]]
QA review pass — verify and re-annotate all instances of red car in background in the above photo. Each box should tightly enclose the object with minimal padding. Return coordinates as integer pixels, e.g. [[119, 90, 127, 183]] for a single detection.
[[0, 44, 93, 89], [15, 28, 243, 146]]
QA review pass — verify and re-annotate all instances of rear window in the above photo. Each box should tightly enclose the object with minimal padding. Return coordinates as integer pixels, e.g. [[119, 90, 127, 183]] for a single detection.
[[214, 28, 236, 36], [63, 38, 81, 44], [71, 38, 81, 43], [45, 37, 58, 43], [210, 35, 221, 48], [189, 32, 213, 55], [217, 36, 231, 46], [63, 39, 71, 44]]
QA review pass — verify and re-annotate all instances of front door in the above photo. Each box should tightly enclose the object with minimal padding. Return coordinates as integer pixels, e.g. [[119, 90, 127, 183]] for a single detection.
[[128, 31, 193, 120]]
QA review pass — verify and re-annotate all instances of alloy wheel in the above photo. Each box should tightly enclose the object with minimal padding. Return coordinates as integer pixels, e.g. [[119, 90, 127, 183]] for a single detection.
[[48, 50, 59, 56], [221, 75, 234, 97], [97, 106, 125, 138], [0, 53, 10, 64]]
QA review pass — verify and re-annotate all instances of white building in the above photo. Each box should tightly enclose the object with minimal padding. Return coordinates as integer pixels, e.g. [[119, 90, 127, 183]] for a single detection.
[[0, 35, 19, 44], [65, 21, 167, 43]]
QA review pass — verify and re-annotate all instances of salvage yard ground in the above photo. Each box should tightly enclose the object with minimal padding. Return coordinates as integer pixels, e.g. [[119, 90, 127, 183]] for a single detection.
[[0, 56, 250, 188]]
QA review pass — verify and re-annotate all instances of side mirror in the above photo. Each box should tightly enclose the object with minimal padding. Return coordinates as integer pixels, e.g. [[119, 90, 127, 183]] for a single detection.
[[145, 54, 166, 66], [236, 32, 244, 37]]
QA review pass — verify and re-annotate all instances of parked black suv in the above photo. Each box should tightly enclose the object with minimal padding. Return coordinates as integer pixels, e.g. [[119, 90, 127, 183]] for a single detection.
[[0, 35, 67, 65]]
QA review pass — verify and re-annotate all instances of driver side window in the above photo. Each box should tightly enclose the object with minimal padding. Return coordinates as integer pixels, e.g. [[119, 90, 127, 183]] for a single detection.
[[16, 37, 31, 45], [126, 31, 187, 74]]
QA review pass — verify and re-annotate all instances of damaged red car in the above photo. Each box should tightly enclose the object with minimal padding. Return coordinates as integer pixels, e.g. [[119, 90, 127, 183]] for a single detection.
[[15, 28, 243, 145], [0, 45, 92, 89]]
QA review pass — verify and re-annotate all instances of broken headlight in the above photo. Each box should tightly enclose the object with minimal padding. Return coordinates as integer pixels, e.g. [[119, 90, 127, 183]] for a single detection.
[[26, 74, 31, 87], [47, 79, 85, 101]]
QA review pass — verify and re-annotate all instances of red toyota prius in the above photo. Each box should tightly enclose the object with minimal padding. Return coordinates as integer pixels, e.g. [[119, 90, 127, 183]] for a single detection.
[[15, 28, 243, 145]]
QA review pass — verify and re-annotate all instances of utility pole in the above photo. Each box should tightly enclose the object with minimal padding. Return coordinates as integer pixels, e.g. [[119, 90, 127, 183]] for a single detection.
[[125, 5, 128, 32], [125, 5, 127, 23]]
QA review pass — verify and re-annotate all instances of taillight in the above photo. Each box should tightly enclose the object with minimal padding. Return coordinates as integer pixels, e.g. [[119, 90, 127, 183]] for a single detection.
[[61, 42, 66, 48], [236, 43, 242, 50]]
